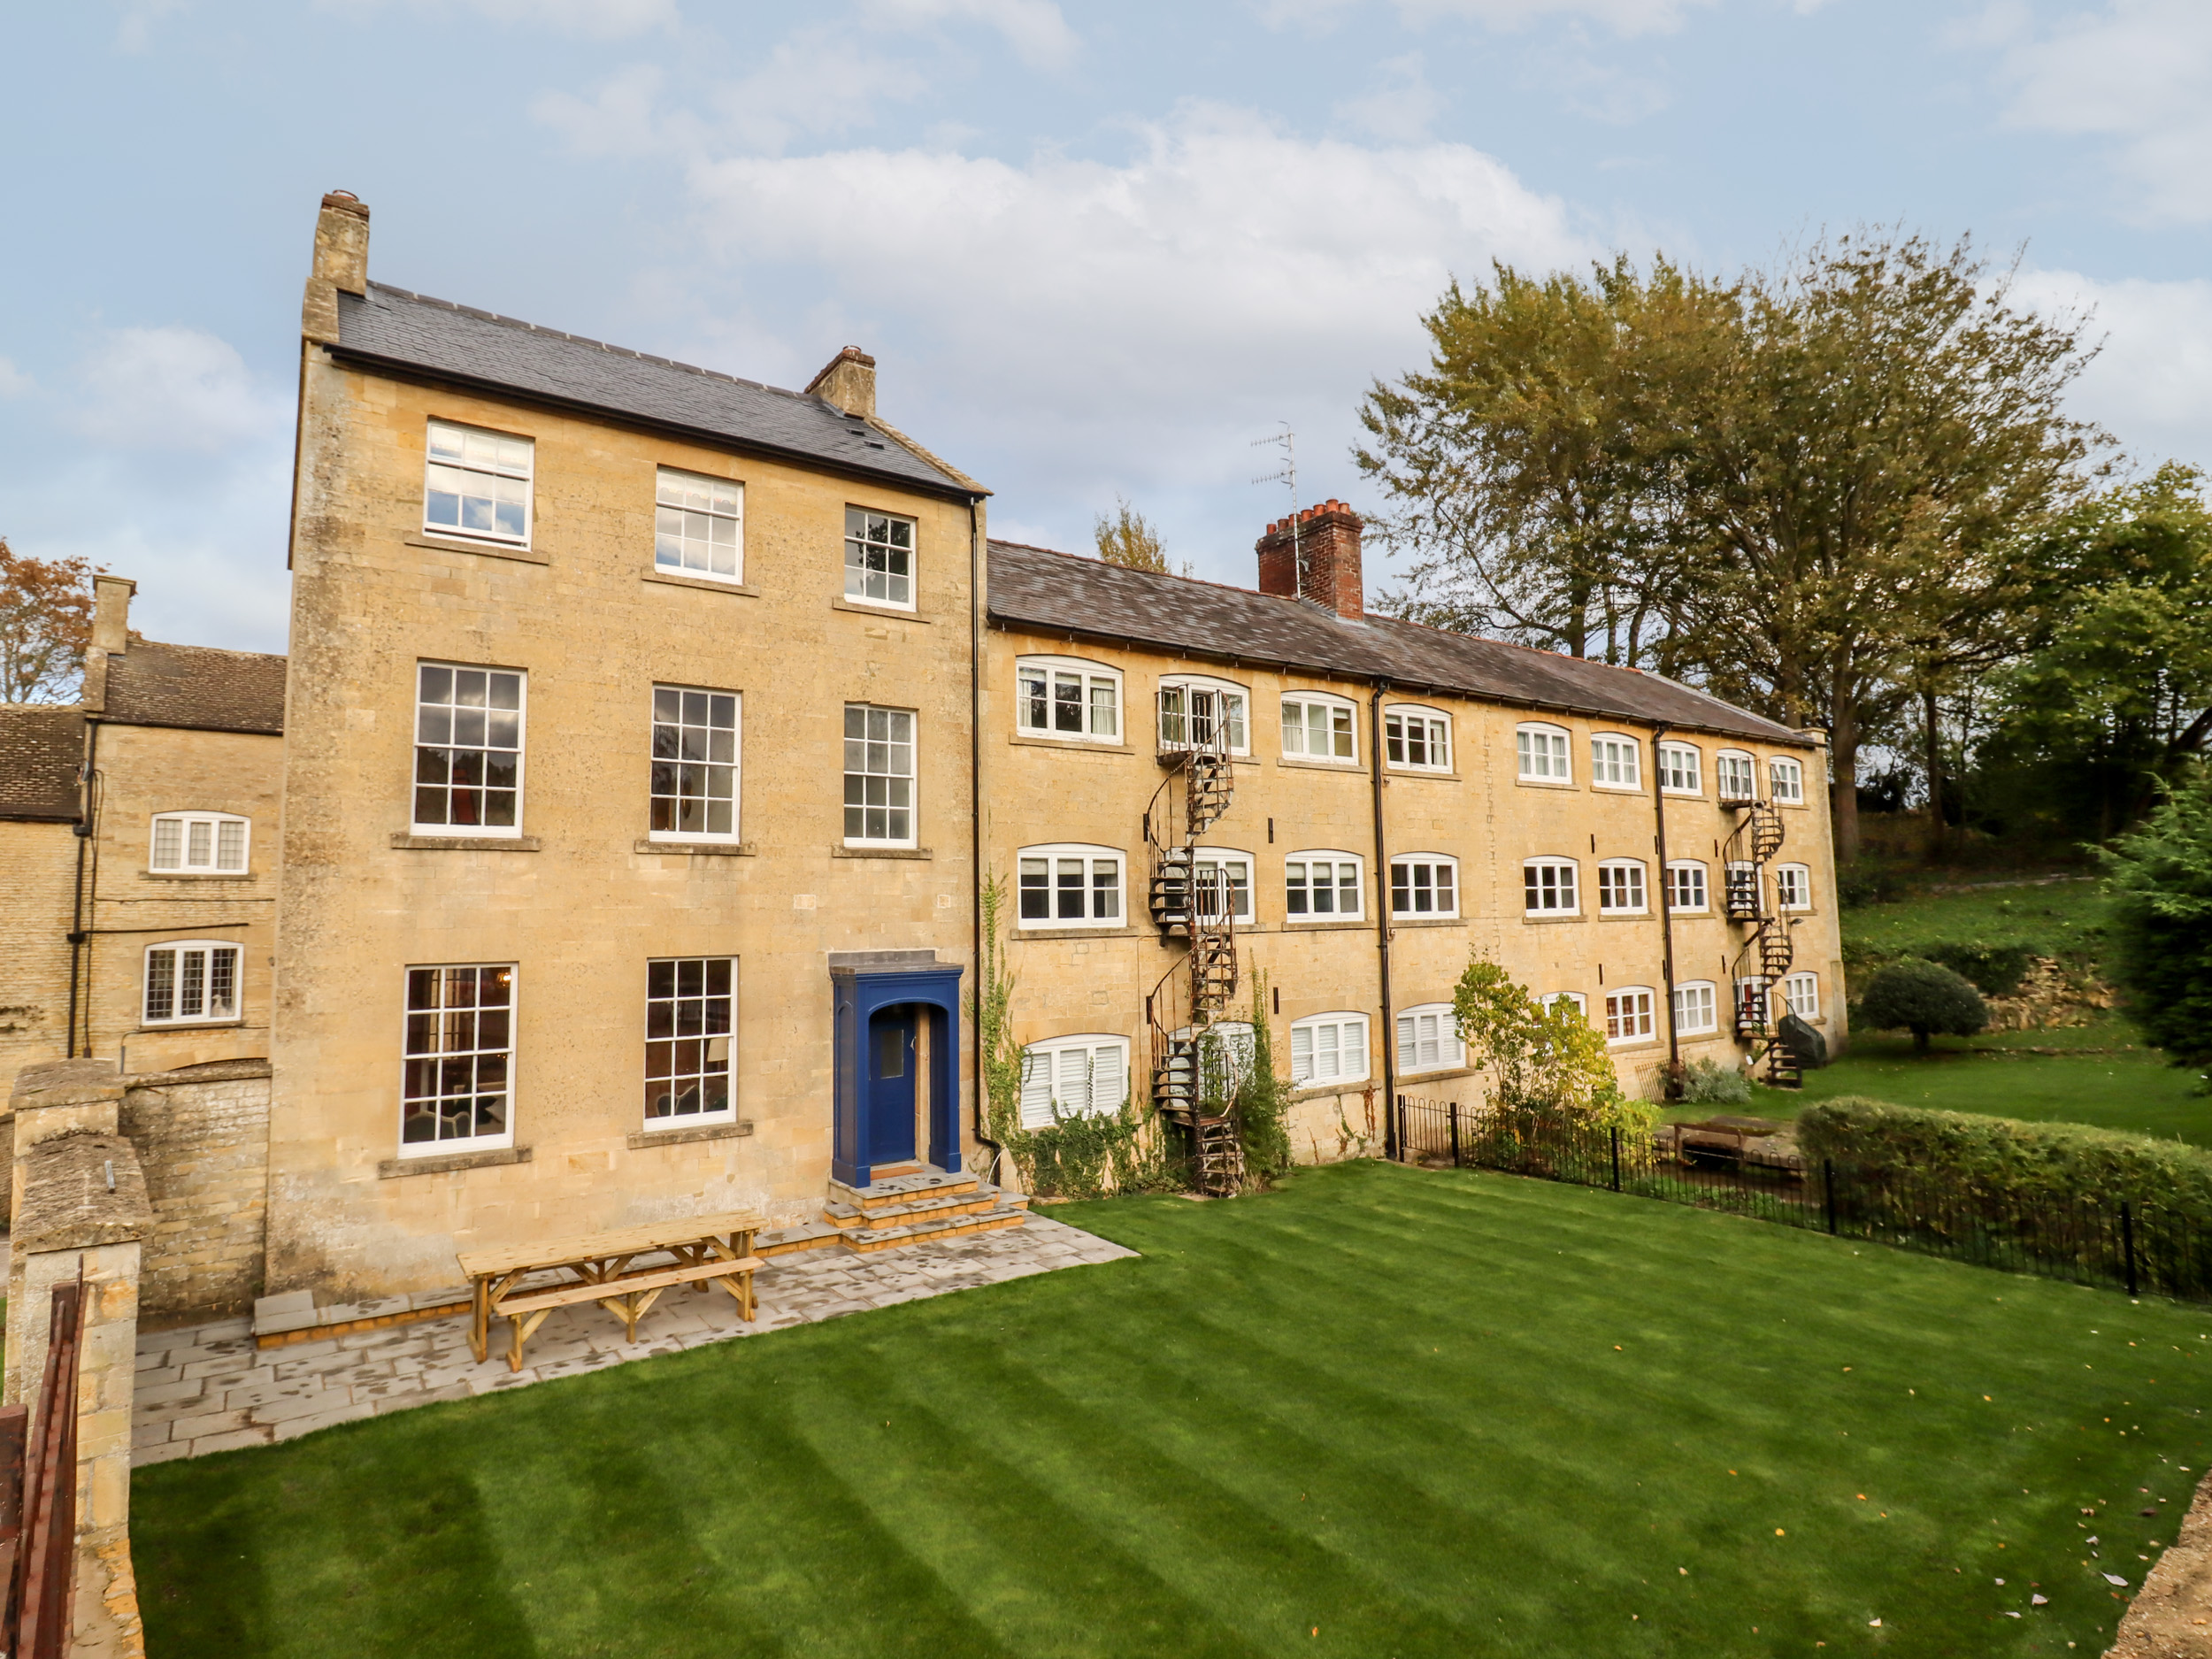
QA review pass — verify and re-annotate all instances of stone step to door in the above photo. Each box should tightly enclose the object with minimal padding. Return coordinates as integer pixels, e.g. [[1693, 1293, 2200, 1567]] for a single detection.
[[827, 1168, 979, 1212], [754, 1219, 848, 1258], [823, 1185, 1012, 1230], [838, 1201, 1028, 1254]]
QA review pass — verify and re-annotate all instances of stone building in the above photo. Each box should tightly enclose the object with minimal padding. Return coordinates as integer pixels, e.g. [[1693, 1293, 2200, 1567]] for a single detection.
[[1, 190, 1844, 1321], [0, 578, 283, 1079]]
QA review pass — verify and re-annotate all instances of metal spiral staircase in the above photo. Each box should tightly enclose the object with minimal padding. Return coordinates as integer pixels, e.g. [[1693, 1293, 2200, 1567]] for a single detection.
[[1724, 798, 1802, 1087], [1144, 731, 1245, 1194]]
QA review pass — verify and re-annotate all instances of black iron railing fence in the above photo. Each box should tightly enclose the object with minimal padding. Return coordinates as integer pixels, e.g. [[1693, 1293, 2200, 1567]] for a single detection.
[[1394, 1094, 2212, 1304]]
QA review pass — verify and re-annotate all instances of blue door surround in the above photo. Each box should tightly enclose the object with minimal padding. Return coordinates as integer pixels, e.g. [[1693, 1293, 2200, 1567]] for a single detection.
[[831, 951, 964, 1189]]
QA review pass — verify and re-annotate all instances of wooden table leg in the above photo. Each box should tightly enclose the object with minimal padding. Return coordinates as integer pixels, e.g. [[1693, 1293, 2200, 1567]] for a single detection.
[[470, 1277, 489, 1363]]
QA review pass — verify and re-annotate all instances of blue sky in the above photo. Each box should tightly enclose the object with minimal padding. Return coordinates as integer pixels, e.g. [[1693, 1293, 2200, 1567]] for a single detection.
[[3, 0, 2208, 653]]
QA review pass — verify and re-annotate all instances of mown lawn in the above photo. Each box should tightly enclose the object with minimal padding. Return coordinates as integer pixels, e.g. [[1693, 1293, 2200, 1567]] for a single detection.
[[1843, 877, 2108, 968], [1733, 1022, 2212, 1143], [136, 1161, 2212, 1658]]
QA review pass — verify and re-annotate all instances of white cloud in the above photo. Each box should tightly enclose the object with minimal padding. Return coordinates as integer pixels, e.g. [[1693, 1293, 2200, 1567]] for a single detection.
[[1253, 0, 1713, 38], [1993, 0, 2212, 222], [1333, 52, 1444, 142], [114, 0, 184, 53], [68, 326, 289, 456], [316, 0, 679, 40], [2013, 268, 2212, 469], [0, 358, 34, 399], [862, 0, 1079, 69]]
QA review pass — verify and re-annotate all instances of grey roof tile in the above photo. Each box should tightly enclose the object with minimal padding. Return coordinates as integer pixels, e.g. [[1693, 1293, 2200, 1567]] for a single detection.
[[335, 285, 973, 498], [985, 541, 1808, 747], [0, 704, 83, 821], [102, 641, 286, 736]]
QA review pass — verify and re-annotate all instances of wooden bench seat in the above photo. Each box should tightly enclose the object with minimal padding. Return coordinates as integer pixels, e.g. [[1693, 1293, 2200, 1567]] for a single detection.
[[490, 1256, 764, 1370]]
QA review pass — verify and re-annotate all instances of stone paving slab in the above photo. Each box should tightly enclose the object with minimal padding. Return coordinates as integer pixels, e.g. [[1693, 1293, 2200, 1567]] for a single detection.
[[133, 1216, 1133, 1464]]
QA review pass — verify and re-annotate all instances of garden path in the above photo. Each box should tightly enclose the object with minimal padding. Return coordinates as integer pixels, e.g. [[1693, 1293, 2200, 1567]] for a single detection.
[[130, 1216, 1132, 1465]]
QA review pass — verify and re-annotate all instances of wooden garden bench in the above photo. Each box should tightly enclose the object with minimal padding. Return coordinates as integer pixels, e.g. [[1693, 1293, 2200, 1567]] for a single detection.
[[457, 1209, 764, 1372]]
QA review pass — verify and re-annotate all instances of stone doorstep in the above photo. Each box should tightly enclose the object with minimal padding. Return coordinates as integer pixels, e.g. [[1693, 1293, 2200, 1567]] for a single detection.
[[827, 1170, 979, 1210], [822, 1187, 1014, 1230], [841, 1203, 1028, 1253], [754, 1220, 844, 1258]]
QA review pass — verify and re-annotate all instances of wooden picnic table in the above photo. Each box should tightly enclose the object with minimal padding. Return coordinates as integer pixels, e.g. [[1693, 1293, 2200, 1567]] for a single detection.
[[457, 1209, 764, 1371]]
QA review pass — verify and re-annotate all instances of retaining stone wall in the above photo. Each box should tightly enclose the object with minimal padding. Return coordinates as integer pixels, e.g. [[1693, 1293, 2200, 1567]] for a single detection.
[[121, 1061, 270, 1323]]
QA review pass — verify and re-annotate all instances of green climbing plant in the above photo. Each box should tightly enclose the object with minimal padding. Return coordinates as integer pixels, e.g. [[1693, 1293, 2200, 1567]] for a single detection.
[[1232, 971, 1294, 1184]]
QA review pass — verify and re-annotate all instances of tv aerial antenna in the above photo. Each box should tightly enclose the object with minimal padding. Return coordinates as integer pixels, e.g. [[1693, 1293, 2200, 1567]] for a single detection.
[[1251, 424, 1302, 593]]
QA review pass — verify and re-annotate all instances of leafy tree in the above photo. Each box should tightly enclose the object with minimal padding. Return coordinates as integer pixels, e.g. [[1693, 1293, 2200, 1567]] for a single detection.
[[1855, 958, 1988, 1053], [0, 539, 97, 704], [1094, 496, 1180, 574], [2101, 770, 2212, 1069], [1451, 958, 1650, 1129]]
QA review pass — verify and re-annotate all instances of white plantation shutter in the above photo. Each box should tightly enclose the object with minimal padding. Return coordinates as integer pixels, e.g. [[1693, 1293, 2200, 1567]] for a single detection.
[[1395, 1013, 1416, 1071], [1019, 1053, 1053, 1128], [1291, 1024, 1313, 1082], [1056, 1048, 1093, 1117]]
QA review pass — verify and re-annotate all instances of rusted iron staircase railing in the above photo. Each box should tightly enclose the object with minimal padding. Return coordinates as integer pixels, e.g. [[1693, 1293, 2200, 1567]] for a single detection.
[[1144, 728, 1243, 1194], [1723, 797, 1799, 1087]]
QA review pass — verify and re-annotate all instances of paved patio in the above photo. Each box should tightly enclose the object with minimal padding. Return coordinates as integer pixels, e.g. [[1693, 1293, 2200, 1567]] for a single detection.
[[132, 1215, 1133, 1465]]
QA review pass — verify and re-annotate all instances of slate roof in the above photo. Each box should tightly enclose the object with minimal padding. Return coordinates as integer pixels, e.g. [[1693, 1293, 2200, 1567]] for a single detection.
[[0, 704, 84, 822], [986, 541, 1809, 747], [102, 641, 287, 736], [334, 284, 974, 498]]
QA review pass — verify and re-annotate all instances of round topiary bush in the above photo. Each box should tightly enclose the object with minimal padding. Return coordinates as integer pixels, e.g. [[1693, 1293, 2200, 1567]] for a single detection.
[[1855, 957, 1988, 1053]]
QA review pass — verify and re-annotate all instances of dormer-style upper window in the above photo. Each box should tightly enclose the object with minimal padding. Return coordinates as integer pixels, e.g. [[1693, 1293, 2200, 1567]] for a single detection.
[[1658, 741, 1702, 795], [1516, 722, 1571, 783], [1281, 694, 1356, 764], [425, 419, 532, 545], [1769, 756, 1806, 804], [1158, 677, 1248, 755], [1716, 749, 1757, 803], [1590, 733, 1640, 790], [1386, 706, 1451, 772], [1017, 657, 1121, 741]]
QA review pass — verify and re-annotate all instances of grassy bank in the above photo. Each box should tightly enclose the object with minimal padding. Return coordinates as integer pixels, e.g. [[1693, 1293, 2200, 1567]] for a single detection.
[[137, 1161, 2211, 1657]]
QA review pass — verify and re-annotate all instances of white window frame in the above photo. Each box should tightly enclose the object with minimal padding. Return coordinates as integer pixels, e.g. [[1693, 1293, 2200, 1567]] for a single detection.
[[423, 419, 532, 546], [649, 685, 741, 843], [844, 506, 916, 611], [1018, 1034, 1131, 1130], [644, 956, 738, 1126], [1603, 987, 1655, 1044], [1671, 980, 1719, 1037], [149, 812, 250, 874], [1280, 692, 1359, 764], [1193, 848, 1255, 924], [1724, 859, 1762, 915], [1595, 859, 1647, 916], [843, 703, 918, 848], [1769, 755, 1806, 804], [1157, 675, 1249, 756], [142, 939, 242, 1026], [1523, 857, 1579, 916], [1590, 733, 1641, 791], [412, 663, 526, 838], [1774, 863, 1813, 912], [1017, 844, 1125, 929], [1516, 722, 1572, 784], [1389, 854, 1459, 919], [1015, 656, 1122, 743], [1384, 705, 1453, 772], [1781, 972, 1821, 1021], [398, 962, 517, 1156], [1290, 1011, 1371, 1087], [1657, 741, 1702, 796], [654, 467, 743, 583], [1395, 1002, 1464, 1074], [1664, 861, 1709, 914], [1284, 850, 1364, 921], [1716, 749, 1758, 803], [1540, 990, 1588, 1018]]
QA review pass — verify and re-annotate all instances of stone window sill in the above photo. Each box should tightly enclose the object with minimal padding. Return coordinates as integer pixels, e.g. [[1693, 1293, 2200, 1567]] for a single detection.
[[404, 534, 549, 566], [1516, 778, 1578, 791], [1385, 768, 1461, 782], [1596, 911, 1653, 922], [142, 871, 256, 881], [833, 844, 932, 860], [1275, 756, 1364, 775], [1014, 925, 1141, 941], [1288, 1079, 1372, 1101], [1521, 911, 1584, 924], [379, 1145, 532, 1179], [636, 839, 757, 856], [1387, 917, 1466, 929], [133, 1020, 245, 1035], [391, 833, 542, 851], [1009, 733, 1134, 755], [644, 568, 759, 597], [832, 596, 933, 624], [628, 1120, 753, 1149], [1281, 918, 1369, 932]]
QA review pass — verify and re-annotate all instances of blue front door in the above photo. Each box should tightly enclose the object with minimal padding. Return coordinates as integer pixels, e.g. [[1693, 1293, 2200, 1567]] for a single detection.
[[868, 1006, 918, 1167]]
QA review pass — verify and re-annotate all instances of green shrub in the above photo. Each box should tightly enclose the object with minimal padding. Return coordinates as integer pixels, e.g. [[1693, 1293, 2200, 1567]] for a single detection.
[[1798, 1095, 2212, 1231], [1855, 957, 1988, 1051], [1678, 1056, 1752, 1106], [2102, 771, 2212, 1066], [1917, 941, 2037, 997], [1836, 864, 1903, 909]]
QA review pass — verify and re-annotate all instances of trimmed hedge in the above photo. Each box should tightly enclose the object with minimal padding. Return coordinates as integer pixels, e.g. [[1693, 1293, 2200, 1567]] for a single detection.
[[1919, 941, 2036, 996], [1797, 1095, 2212, 1226]]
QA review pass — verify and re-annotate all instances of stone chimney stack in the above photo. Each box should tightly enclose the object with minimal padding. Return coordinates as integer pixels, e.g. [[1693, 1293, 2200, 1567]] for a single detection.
[[1256, 499, 1364, 619], [302, 191, 371, 347], [82, 574, 135, 713], [807, 347, 878, 419]]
